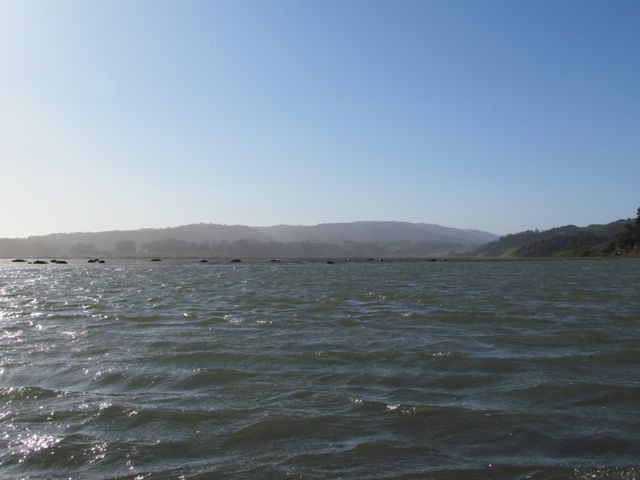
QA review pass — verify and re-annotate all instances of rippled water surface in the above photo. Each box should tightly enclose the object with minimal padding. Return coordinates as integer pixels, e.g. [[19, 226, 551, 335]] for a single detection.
[[1, 259, 639, 479]]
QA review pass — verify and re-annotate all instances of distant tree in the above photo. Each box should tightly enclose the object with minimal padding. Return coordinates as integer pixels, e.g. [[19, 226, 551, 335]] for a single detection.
[[69, 242, 98, 256], [608, 207, 640, 255], [115, 240, 137, 256]]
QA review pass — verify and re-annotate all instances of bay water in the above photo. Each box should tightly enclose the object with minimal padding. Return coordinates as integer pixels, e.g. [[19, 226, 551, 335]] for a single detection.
[[1, 259, 639, 479]]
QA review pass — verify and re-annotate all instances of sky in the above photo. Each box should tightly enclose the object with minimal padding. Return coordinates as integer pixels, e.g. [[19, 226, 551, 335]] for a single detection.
[[1, 0, 638, 237]]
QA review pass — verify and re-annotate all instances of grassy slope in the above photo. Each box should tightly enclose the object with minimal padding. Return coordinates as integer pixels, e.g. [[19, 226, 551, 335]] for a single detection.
[[473, 219, 633, 258]]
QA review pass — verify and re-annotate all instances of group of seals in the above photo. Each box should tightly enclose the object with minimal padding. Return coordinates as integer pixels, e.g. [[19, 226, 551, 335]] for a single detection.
[[11, 259, 68, 264], [11, 257, 400, 266]]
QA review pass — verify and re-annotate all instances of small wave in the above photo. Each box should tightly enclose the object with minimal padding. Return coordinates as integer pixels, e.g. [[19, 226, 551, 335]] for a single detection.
[[570, 466, 640, 480], [148, 350, 242, 367], [283, 441, 449, 470], [557, 433, 640, 459], [427, 373, 503, 390], [119, 313, 167, 323], [583, 349, 640, 363], [0, 386, 66, 401], [91, 370, 171, 391], [174, 368, 256, 389], [227, 415, 342, 444], [94, 403, 247, 427], [523, 349, 640, 368], [1, 433, 205, 477], [1, 432, 62, 469], [335, 317, 360, 327], [0, 329, 23, 340], [349, 397, 476, 417], [505, 381, 640, 408], [316, 350, 403, 363], [375, 464, 588, 480], [572, 385, 640, 407]]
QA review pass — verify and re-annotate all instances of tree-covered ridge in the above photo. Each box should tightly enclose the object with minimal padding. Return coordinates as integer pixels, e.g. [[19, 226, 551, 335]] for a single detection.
[[474, 209, 640, 258], [607, 207, 640, 255]]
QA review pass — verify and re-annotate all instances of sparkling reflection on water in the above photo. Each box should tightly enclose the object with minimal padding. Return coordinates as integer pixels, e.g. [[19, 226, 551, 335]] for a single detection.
[[0, 259, 639, 479]]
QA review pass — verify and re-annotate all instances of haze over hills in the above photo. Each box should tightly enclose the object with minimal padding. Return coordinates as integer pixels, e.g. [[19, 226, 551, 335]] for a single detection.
[[0, 221, 497, 259], [258, 222, 495, 245], [3, 216, 639, 259]]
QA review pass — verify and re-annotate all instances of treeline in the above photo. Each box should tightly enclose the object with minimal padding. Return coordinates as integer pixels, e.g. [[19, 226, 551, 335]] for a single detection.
[[607, 211, 640, 254], [141, 238, 463, 258], [0, 237, 466, 259], [474, 211, 640, 258]]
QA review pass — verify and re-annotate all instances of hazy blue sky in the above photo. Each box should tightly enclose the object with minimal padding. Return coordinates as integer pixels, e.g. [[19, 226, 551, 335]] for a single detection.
[[1, 0, 638, 237]]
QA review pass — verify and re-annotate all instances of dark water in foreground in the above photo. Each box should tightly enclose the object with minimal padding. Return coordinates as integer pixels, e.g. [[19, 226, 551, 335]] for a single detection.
[[0, 259, 639, 479]]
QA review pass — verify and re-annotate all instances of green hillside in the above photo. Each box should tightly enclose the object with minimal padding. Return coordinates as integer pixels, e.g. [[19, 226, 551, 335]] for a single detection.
[[474, 212, 640, 258]]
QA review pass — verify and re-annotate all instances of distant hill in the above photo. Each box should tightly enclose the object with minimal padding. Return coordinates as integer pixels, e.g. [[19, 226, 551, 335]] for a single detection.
[[472, 219, 638, 258], [0, 221, 497, 259], [258, 221, 496, 245]]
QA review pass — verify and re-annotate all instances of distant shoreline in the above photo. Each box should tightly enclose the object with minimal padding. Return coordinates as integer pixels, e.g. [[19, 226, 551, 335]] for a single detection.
[[2, 256, 639, 265]]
